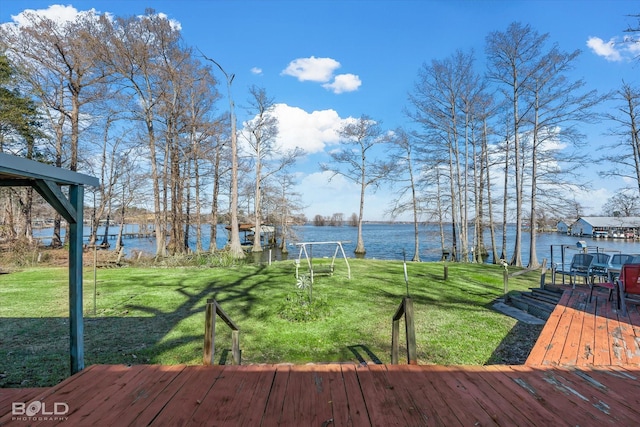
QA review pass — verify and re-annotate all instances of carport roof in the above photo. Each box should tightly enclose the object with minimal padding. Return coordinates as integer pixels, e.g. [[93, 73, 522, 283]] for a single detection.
[[0, 152, 99, 187]]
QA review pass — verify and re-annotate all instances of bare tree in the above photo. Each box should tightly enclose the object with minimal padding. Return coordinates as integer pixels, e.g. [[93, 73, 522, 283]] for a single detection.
[[242, 86, 283, 252], [200, 53, 244, 258], [388, 128, 421, 261], [601, 189, 640, 217], [321, 115, 393, 255], [407, 50, 484, 262], [486, 22, 550, 267], [1, 8, 111, 246], [601, 82, 640, 196]]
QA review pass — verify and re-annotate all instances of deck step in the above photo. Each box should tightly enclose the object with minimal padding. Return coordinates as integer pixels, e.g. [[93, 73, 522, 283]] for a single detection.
[[517, 293, 557, 312], [528, 288, 563, 305], [508, 293, 556, 320]]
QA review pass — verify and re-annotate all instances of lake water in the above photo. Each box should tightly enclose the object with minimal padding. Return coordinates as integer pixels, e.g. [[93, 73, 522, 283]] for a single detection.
[[34, 222, 640, 266]]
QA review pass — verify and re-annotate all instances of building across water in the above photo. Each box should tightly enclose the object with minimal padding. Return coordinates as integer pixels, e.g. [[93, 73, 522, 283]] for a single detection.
[[562, 216, 640, 239]]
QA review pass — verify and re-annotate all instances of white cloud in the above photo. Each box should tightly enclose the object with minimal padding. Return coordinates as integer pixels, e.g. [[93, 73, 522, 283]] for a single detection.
[[625, 36, 640, 56], [251, 67, 263, 75], [281, 56, 341, 82], [10, 4, 85, 26], [271, 104, 345, 153], [587, 36, 623, 61], [322, 73, 362, 94], [586, 35, 640, 62], [238, 103, 347, 155]]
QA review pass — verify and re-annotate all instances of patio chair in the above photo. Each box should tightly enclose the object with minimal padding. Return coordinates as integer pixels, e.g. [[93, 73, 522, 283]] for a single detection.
[[589, 253, 633, 304], [618, 263, 640, 316], [568, 253, 594, 289], [590, 253, 611, 283]]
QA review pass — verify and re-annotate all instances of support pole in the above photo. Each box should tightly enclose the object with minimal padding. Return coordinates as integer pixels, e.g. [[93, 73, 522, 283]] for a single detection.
[[69, 184, 84, 374]]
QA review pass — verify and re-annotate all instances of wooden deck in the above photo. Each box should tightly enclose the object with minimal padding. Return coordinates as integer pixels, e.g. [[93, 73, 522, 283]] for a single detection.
[[2, 363, 640, 426], [3, 286, 640, 426], [526, 286, 640, 366]]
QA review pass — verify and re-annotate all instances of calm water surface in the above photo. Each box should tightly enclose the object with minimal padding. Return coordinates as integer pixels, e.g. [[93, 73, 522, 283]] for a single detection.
[[34, 223, 640, 265]]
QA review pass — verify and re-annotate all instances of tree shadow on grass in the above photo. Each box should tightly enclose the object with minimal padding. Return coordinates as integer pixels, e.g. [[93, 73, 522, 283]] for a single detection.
[[0, 264, 287, 387]]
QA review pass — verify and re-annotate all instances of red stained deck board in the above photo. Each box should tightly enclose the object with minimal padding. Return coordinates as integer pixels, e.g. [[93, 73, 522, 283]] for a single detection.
[[593, 296, 612, 366], [383, 365, 449, 426], [302, 364, 356, 427], [188, 365, 258, 426], [601, 293, 628, 365], [86, 364, 186, 427], [525, 289, 572, 366], [0, 388, 48, 413], [148, 365, 224, 426], [415, 365, 499, 427], [356, 364, 422, 426], [614, 309, 640, 364], [388, 365, 464, 426], [544, 366, 640, 425], [336, 364, 370, 426], [625, 303, 640, 344], [501, 365, 612, 426], [576, 293, 597, 366], [4, 364, 640, 426], [192, 365, 275, 427], [558, 304, 584, 365], [259, 365, 290, 426], [436, 365, 533, 427], [58, 364, 153, 425], [467, 365, 564, 426], [540, 303, 576, 365], [278, 365, 335, 427]]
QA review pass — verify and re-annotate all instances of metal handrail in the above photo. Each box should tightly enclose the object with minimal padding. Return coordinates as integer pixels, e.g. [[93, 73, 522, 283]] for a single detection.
[[203, 299, 241, 365]]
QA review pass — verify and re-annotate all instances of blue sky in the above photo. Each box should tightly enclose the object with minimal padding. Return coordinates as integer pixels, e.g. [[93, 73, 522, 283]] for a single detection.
[[1, 1, 639, 220]]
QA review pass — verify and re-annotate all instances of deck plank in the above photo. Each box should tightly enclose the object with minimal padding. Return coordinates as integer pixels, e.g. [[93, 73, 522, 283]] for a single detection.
[[0, 388, 48, 414], [471, 365, 565, 426], [260, 365, 290, 426], [539, 303, 575, 365], [614, 307, 640, 364], [188, 365, 272, 426], [416, 365, 499, 427], [336, 364, 370, 426], [61, 364, 154, 425], [558, 304, 583, 365], [525, 290, 571, 365], [546, 366, 640, 425], [593, 295, 612, 365], [355, 363, 422, 426], [266, 365, 333, 427], [4, 365, 640, 426], [503, 365, 612, 425], [601, 293, 627, 365], [147, 365, 224, 426], [314, 364, 356, 427], [382, 365, 448, 426], [576, 291, 597, 366]]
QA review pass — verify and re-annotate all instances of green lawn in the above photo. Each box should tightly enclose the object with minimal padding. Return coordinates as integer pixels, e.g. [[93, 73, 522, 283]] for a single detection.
[[0, 259, 542, 387]]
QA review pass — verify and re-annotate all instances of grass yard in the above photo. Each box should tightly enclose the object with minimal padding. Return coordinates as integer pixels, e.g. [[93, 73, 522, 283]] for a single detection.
[[0, 259, 543, 387]]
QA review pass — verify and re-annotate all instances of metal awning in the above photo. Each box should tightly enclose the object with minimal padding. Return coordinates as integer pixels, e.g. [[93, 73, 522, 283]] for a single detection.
[[0, 152, 99, 375]]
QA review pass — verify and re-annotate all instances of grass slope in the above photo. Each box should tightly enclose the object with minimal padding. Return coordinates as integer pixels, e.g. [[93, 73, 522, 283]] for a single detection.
[[0, 259, 542, 387]]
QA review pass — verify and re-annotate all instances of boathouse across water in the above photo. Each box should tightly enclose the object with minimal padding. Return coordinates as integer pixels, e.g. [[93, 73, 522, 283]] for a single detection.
[[566, 216, 640, 238]]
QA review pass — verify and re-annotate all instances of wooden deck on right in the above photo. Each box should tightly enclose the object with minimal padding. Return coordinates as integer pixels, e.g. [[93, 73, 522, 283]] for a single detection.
[[526, 286, 640, 366]]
